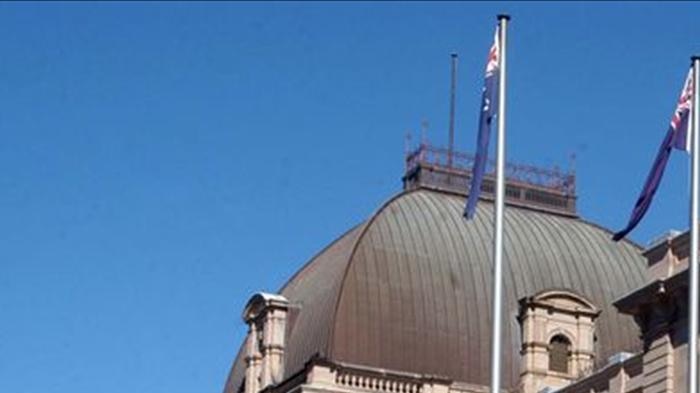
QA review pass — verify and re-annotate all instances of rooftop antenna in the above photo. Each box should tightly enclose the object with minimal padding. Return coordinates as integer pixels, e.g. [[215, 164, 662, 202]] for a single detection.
[[448, 52, 458, 167], [404, 131, 413, 171], [567, 152, 577, 194], [568, 152, 577, 175], [420, 119, 429, 146], [404, 131, 413, 155]]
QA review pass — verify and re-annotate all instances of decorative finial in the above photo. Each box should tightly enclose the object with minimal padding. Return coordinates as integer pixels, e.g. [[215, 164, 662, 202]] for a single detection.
[[421, 119, 429, 145]]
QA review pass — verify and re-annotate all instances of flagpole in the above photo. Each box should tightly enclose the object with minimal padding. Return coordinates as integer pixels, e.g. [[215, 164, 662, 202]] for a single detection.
[[490, 14, 509, 393], [689, 55, 700, 393]]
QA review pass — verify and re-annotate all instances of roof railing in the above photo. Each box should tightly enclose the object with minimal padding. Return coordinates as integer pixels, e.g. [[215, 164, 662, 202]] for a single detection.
[[405, 143, 576, 196]]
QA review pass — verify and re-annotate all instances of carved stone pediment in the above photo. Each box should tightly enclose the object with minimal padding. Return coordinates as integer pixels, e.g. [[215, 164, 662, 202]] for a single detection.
[[518, 289, 599, 393]]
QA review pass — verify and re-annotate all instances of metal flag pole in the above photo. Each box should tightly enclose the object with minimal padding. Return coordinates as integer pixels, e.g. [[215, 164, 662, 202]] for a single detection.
[[490, 14, 509, 393], [689, 55, 700, 393]]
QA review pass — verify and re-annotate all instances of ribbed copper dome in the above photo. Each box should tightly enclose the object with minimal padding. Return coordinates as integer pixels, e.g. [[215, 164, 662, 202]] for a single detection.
[[224, 188, 647, 392]]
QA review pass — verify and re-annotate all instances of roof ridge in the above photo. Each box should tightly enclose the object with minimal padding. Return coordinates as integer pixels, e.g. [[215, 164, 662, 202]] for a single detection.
[[326, 188, 423, 360], [277, 222, 365, 293]]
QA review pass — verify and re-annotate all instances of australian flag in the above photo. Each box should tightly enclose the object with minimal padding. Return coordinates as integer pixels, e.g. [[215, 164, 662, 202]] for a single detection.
[[612, 69, 694, 241], [464, 27, 500, 219]]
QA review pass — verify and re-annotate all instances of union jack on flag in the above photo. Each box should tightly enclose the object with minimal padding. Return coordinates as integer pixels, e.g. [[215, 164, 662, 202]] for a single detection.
[[485, 30, 500, 77], [671, 69, 694, 152]]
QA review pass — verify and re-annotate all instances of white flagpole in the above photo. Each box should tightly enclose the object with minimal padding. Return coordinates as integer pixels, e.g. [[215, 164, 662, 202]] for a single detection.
[[490, 14, 509, 393], [689, 55, 700, 393]]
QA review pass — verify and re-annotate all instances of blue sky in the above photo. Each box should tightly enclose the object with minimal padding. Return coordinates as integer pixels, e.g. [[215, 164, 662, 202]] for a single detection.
[[2, 2, 700, 393]]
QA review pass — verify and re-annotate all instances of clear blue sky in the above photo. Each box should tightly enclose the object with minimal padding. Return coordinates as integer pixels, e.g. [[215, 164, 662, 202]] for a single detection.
[[2, 2, 700, 393]]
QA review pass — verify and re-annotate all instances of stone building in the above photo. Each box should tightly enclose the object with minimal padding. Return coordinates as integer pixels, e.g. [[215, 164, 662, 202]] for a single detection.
[[223, 144, 690, 393]]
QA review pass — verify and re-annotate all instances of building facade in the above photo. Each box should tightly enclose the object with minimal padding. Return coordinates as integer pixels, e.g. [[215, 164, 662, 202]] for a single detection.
[[224, 144, 688, 393]]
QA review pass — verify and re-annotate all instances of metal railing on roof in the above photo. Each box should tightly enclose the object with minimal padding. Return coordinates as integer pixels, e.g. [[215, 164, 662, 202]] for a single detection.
[[405, 143, 576, 196]]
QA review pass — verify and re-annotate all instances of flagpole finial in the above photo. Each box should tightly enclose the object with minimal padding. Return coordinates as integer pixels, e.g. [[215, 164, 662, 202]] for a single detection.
[[497, 14, 511, 21]]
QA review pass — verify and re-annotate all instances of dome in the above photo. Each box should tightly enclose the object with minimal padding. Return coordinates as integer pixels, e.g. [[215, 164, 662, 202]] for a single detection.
[[224, 188, 647, 392]]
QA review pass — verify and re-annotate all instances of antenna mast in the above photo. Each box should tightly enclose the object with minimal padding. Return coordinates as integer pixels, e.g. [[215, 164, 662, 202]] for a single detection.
[[448, 52, 458, 167]]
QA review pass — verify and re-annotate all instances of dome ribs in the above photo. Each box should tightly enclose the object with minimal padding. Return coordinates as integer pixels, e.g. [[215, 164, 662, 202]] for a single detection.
[[225, 189, 648, 392]]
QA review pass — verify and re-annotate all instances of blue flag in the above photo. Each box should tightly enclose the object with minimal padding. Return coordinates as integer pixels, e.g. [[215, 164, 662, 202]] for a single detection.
[[612, 69, 693, 241], [464, 27, 500, 219]]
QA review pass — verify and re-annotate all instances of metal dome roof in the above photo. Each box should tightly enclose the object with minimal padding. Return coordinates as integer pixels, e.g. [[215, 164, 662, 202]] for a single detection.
[[224, 188, 647, 392]]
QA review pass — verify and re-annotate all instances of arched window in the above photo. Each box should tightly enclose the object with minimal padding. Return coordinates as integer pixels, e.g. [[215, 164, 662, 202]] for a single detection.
[[549, 335, 571, 373]]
